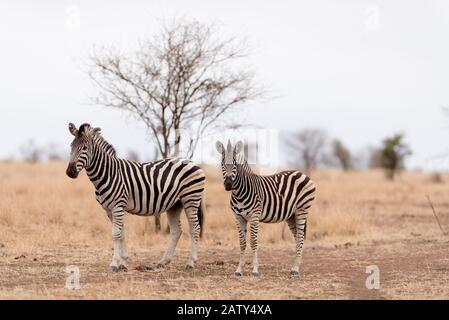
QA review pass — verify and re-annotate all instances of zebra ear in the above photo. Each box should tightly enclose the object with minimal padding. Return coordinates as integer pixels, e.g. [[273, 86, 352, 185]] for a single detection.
[[215, 141, 224, 154], [234, 141, 243, 154], [93, 127, 101, 135], [68, 123, 78, 136]]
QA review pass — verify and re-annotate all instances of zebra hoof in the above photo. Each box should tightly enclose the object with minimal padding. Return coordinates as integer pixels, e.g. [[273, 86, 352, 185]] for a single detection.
[[234, 271, 242, 277], [108, 265, 127, 273], [136, 263, 163, 271], [289, 270, 300, 277], [251, 271, 260, 277], [136, 264, 152, 271], [108, 266, 119, 273], [118, 265, 128, 272]]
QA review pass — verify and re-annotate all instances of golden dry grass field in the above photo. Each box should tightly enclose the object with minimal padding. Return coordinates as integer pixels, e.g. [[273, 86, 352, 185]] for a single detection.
[[1, 161, 449, 299]]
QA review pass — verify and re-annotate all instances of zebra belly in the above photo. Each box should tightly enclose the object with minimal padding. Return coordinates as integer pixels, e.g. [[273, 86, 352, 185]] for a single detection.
[[124, 202, 173, 216], [259, 208, 295, 223], [126, 209, 155, 216], [129, 212, 156, 217], [231, 201, 295, 222], [258, 191, 301, 222]]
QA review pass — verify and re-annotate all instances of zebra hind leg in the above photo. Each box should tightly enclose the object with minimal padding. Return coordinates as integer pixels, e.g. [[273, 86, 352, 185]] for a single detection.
[[249, 216, 260, 277], [183, 200, 202, 270], [288, 209, 308, 277], [137, 205, 183, 271], [156, 204, 183, 268]]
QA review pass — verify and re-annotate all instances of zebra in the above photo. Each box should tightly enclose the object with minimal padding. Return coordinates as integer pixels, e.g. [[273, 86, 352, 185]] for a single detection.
[[215, 140, 316, 277], [66, 122, 206, 272]]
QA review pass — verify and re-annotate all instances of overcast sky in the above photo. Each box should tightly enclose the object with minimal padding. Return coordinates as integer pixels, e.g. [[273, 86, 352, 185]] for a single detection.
[[1, 0, 449, 171]]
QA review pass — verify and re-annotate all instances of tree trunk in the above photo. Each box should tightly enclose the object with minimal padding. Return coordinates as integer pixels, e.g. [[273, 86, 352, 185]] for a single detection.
[[174, 127, 181, 157], [154, 142, 170, 233], [386, 169, 395, 180], [154, 214, 162, 233]]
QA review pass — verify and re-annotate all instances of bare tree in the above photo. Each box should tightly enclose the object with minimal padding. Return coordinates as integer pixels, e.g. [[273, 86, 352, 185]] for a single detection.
[[19, 139, 43, 163], [88, 19, 260, 159], [368, 147, 382, 169], [126, 150, 140, 162], [332, 139, 352, 171], [285, 129, 328, 172], [88, 18, 261, 232], [47, 142, 65, 161]]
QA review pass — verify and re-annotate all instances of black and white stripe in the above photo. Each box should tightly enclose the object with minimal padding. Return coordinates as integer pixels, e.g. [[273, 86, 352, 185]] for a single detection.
[[216, 140, 316, 277], [66, 123, 206, 271]]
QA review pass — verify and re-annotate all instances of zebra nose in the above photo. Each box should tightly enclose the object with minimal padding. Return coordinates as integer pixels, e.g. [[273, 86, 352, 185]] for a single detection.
[[66, 163, 79, 179], [224, 178, 233, 191]]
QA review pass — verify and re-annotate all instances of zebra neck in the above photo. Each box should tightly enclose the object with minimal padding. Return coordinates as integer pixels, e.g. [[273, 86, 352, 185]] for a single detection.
[[85, 140, 120, 188], [232, 160, 256, 196], [236, 156, 254, 174]]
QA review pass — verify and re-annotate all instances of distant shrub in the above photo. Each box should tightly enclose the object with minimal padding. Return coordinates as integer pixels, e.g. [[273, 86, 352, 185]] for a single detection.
[[430, 172, 443, 183], [379, 133, 412, 180]]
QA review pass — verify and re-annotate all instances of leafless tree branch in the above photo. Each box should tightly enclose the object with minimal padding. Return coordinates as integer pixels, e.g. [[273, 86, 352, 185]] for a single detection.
[[88, 18, 262, 159]]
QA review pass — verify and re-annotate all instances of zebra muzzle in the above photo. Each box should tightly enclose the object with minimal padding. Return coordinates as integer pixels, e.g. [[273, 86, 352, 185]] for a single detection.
[[66, 163, 79, 179], [224, 178, 233, 191]]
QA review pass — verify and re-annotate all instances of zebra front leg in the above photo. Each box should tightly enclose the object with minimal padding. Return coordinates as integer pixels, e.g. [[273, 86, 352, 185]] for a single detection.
[[105, 209, 128, 270], [289, 210, 307, 277], [109, 208, 128, 272], [249, 216, 260, 277], [234, 215, 247, 276]]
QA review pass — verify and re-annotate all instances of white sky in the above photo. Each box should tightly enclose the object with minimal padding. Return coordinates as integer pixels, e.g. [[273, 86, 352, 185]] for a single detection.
[[1, 0, 449, 171]]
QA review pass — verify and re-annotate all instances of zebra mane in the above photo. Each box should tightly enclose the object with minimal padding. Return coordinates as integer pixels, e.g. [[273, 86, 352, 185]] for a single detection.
[[94, 134, 117, 156], [235, 152, 254, 175]]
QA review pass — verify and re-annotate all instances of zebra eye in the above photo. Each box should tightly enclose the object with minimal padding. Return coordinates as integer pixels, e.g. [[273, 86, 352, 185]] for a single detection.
[[82, 146, 88, 151]]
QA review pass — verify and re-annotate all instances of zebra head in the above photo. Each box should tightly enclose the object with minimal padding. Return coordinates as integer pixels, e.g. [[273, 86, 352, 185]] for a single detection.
[[215, 140, 243, 191], [66, 122, 101, 179]]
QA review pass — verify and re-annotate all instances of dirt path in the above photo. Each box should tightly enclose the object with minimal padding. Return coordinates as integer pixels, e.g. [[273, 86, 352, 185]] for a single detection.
[[1, 237, 448, 299]]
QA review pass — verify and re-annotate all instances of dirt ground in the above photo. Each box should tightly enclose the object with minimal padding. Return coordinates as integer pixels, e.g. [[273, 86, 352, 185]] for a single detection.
[[1, 237, 449, 299], [1, 162, 449, 299]]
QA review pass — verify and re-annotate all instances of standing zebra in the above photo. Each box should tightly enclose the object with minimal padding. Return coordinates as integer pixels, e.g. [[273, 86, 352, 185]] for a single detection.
[[216, 140, 316, 277], [66, 123, 206, 271]]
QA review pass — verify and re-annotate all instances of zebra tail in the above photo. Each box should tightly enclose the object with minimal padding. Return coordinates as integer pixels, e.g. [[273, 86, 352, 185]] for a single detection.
[[304, 222, 307, 240], [198, 199, 205, 239]]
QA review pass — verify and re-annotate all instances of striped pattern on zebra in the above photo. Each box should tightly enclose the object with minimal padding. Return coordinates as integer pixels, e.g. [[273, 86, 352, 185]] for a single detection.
[[216, 140, 316, 277], [66, 123, 206, 271]]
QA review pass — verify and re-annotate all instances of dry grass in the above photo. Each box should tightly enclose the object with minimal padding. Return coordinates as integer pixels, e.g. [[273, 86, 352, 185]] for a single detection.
[[1, 161, 449, 299]]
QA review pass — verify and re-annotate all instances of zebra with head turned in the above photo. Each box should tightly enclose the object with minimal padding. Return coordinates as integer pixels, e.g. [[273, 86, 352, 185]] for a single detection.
[[66, 122, 206, 272], [216, 140, 316, 277]]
